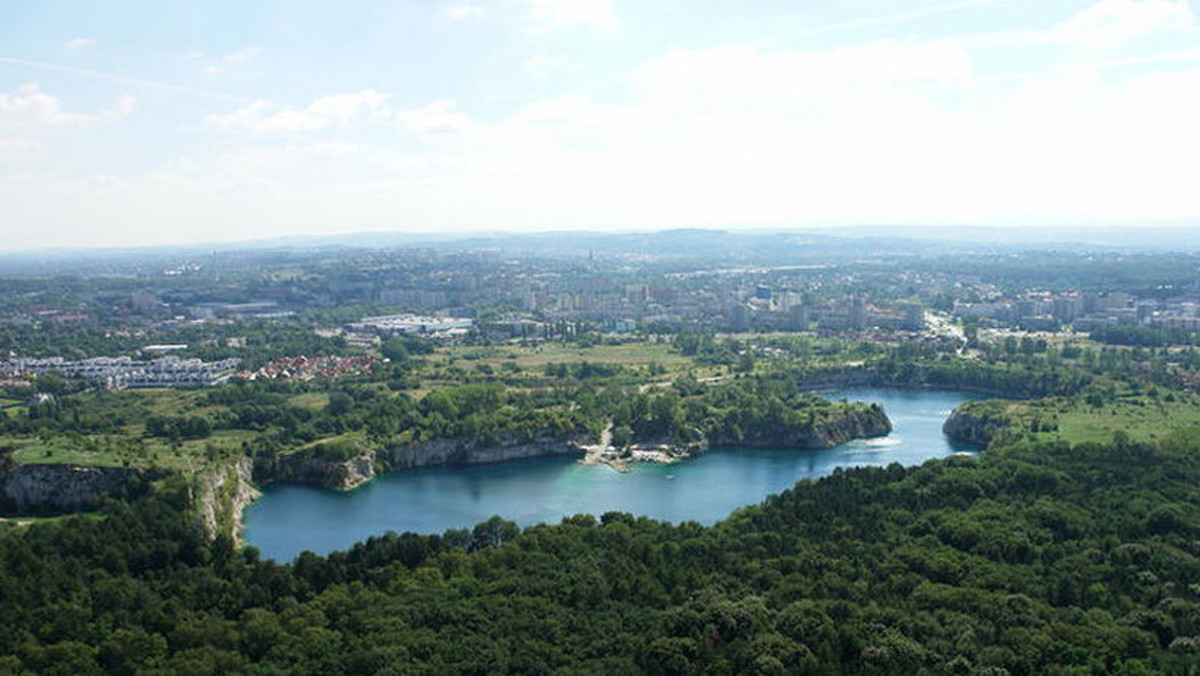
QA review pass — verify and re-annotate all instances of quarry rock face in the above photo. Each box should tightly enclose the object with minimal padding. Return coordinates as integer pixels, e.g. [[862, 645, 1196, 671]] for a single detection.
[[0, 464, 144, 514]]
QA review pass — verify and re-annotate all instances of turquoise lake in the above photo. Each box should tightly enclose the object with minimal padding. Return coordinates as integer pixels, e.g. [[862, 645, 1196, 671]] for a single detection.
[[243, 388, 979, 561]]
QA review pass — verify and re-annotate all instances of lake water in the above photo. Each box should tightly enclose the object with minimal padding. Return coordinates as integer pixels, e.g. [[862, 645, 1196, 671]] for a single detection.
[[244, 388, 979, 561]]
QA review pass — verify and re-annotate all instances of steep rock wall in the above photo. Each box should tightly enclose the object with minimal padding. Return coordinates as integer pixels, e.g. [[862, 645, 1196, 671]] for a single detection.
[[382, 432, 584, 471], [269, 453, 376, 491], [804, 407, 893, 448], [196, 456, 260, 542], [0, 464, 145, 514], [265, 430, 584, 491]]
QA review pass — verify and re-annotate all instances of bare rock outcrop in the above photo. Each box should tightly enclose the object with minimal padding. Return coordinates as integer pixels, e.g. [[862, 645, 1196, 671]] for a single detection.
[[196, 456, 260, 543], [382, 431, 584, 470], [0, 463, 145, 514]]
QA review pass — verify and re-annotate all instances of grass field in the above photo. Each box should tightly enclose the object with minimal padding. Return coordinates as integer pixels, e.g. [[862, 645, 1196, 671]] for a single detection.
[[964, 391, 1200, 446], [404, 340, 716, 397], [288, 392, 330, 411], [1052, 395, 1200, 444], [126, 389, 202, 416], [7, 429, 249, 471]]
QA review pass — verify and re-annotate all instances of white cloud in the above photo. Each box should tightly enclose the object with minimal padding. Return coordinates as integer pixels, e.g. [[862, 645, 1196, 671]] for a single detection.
[[523, 55, 552, 78], [222, 46, 263, 64], [8, 22, 1200, 248], [208, 92, 480, 137], [397, 100, 477, 137], [637, 40, 971, 113], [792, 0, 1012, 37], [448, 1, 484, 20], [0, 138, 42, 163], [64, 37, 96, 50], [522, 54, 572, 78], [286, 38, 1197, 230], [202, 46, 263, 76], [968, 0, 1196, 50], [0, 84, 91, 131], [0, 56, 244, 103], [0, 84, 135, 133], [205, 90, 392, 133], [524, 0, 616, 33], [1059, 0, 1193, 46]]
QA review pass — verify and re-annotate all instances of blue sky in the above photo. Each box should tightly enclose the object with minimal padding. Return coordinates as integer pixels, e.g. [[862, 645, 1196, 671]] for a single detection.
[[1, 0, 1198, 249]]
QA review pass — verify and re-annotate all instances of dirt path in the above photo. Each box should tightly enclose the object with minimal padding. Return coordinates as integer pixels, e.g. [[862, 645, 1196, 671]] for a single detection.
[[579, 421, 614, 464], [578, 421, 630, 472]]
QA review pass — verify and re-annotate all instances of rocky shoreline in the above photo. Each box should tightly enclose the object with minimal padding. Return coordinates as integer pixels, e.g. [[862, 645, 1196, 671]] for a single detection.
[[196, 456, 260, 544], [580, 405, 892, 472], [0, 396, 903, 538], [580, 440, 703, 473], [258, 429, 590, 491]]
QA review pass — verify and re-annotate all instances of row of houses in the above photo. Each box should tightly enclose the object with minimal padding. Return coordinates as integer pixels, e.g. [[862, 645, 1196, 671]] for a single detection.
[[0, 356, 240, 389]]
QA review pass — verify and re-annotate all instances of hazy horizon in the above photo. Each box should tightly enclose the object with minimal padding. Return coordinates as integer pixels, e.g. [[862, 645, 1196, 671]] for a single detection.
[[3, 0, 1198, 250], [3, 223, 1200, 260]]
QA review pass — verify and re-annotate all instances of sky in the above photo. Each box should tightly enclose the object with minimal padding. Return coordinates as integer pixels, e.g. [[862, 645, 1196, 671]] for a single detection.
[[1, 0, 1198, 250]]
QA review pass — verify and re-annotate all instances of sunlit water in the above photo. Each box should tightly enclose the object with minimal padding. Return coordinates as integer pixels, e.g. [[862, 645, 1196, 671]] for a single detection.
[[244, 388, 979, 561]]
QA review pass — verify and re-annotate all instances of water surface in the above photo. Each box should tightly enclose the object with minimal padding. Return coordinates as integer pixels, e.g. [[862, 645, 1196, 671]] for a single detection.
[[244, 388, 977, 560]]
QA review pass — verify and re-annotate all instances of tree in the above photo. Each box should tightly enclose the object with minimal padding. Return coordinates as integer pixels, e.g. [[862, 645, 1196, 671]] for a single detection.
[[471, 515, 519, 551], [327, 392, 354, 417], [380, 338, 409, 363], [612, 424, 634, 449], [98, 628, 167, 675]]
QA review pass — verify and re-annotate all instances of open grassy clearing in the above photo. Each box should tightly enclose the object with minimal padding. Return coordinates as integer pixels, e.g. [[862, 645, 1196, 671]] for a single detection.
[[967, 391, 1200, 445], [7, 429, 249, 471], [288, 392, 330, 411], [275, 432, 368, 458], [10, 436, 139, 469], [126, 388, 202, 416], [1051, 395, 1200, 444]]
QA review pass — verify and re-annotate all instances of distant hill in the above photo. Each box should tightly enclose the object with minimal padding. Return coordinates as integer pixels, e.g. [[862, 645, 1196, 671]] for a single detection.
[[2, 225, 1199, 275]]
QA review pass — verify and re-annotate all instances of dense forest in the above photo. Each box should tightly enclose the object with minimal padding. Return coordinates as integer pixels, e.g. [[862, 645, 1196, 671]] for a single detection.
[[4, 427, 1200, 673], [609, 373, 887, 449]]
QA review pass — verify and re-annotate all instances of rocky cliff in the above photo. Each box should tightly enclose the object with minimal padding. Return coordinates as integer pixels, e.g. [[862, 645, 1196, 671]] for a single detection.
[[268, 452, 376, 491], [196, 457, 260, 543], [0, 464, 146, 514], [382, 431, 584, 471], [264, 430, 585, 491], [804, 406, 893, 447], [942, 406, 1009, 446]]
